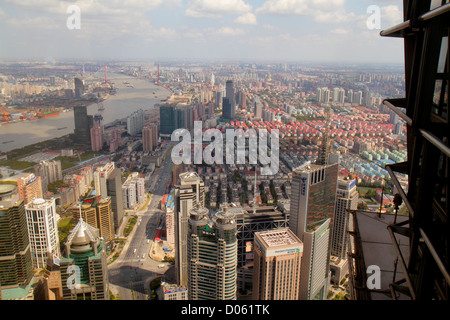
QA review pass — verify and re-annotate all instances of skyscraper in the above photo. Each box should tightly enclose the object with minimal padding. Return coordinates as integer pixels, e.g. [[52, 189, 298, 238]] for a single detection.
[[222, 97, 234, 121], [331, 178, 358, 260], [90, 114, 104, 152], [60, 215, 109, 300], [160, 104, 183, 136], [254, 96, 263, 120], [0, 184, 33, 293], [174, 172, 205, 287], [187, 207, 237, 300], [73, 105, 92, 145], [252, 228, 303, 300], [25, 198, 60, 269], [225, 80, 235, 109], [290, 161, 338, 300], [94, 161, 124, 234], [74, 77, 84, 98]]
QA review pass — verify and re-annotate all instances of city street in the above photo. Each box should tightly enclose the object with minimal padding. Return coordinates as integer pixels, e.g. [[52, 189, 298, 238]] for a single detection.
[[107, 142, 174, 300]]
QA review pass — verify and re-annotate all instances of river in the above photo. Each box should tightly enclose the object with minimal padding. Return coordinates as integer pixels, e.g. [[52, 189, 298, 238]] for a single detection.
[[0, 73, 171, 152]]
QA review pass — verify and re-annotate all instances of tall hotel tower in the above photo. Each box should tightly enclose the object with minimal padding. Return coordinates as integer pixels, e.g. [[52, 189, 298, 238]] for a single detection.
[[174, 172, 205, 287], [290, 161, 338, 300], [187, 207, 237, 300], [25, 198, 60, 269], [252, 228, 303, 300]]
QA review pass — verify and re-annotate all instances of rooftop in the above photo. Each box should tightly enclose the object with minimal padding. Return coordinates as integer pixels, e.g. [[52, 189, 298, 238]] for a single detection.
[[257, 228, 301, 247]]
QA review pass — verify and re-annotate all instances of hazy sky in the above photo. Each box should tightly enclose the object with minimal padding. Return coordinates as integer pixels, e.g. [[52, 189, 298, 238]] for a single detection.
[[0, 0, 405, 64]]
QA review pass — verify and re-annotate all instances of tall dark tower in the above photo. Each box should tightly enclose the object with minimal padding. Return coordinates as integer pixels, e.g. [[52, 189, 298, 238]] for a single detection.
[[73, 105, 92, 145]]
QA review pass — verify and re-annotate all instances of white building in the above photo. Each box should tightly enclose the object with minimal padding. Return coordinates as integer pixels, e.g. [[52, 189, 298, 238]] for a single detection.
[[25, 198, 60, 269], [127, 109, 145, 136], [122, 172, 145, 209], [94, 161, 115, 199]]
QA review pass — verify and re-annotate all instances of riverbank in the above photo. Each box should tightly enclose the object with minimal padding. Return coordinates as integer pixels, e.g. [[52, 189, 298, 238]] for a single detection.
[[0, 72, 171, 153]]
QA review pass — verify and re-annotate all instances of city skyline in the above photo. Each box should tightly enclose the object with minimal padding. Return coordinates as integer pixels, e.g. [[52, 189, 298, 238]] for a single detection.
[[0, 0, 404, 64]]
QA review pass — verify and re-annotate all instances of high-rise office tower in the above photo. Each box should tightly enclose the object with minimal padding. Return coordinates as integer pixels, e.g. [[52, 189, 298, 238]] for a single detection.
[[127, 109, 145, 136], [331, 178, 358, 259], [34, 160, 62, 184], [71, 195, 115, 247], [25, 198, 60, 269], [252, 228, 303, 300], [222, 97, 235, 121], [73, 105, 92, 145], [178, 104, 194, 131], [60, 215, 109, 300], [290, 161, 338, 300], [226, 80, 235, 109], [0, 184, 33, 295], [187, 207, 237, 300], [142, 123, 159, 152], [90, 114, 104, 152], [215, 204, 289, 294], [254, 96, 263, 120], [160, 104, 184, 135], [74, 77, 84, 98], [215, 91, 222, 109], [174, 172, 205, 287], [94, 161, 124, 234], [17, 173, 43, 204]]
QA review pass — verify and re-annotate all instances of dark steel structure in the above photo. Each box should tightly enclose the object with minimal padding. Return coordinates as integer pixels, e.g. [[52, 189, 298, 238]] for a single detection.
[[381, 0, 449, 300]]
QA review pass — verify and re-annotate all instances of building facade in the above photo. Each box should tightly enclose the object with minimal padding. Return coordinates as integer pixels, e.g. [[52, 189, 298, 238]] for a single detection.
[[17, 173, 43, 204], [60, 217, 109, 300], [25, 198, 60, 269], [290, 162, 338, 300], [252, 228, 303, 300], [187, 207, 237, 300], [174, 172, 205, 287], [0, 184, 33, 291]]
